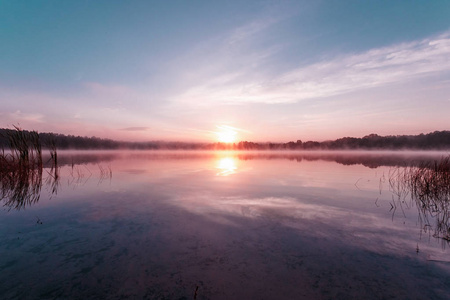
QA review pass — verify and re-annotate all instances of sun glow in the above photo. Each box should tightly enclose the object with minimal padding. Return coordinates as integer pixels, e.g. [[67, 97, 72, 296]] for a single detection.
[[215, 125, 238, 143]]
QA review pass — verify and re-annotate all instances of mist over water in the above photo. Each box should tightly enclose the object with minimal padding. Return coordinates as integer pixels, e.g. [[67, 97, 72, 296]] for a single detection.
[[1, 150, 449, 299]]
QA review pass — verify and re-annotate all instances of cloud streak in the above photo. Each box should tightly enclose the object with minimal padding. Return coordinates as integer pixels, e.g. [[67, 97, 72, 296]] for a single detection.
[[120, 127, 149, 132], [175, 32, 450, 105]]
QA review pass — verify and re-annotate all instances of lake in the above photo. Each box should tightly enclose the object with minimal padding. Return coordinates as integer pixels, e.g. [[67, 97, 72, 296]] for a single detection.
[[1, 150, 449, 299]]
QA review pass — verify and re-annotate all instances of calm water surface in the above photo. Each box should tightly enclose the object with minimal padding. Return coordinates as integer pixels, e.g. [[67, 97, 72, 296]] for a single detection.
[[1, 151, 449, 299]]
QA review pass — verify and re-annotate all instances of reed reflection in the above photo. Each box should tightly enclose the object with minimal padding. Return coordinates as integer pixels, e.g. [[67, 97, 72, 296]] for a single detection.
[[0, 157, 60, 210], [0, 163, 43, 210], [0, 161, 115, 209]]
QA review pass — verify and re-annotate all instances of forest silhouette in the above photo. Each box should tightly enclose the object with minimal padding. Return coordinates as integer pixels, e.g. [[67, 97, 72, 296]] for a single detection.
[[1, 128, 450, 150]]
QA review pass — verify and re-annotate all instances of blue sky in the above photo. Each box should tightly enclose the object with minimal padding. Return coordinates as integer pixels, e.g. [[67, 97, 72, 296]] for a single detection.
[[1, 0, 450, 142]]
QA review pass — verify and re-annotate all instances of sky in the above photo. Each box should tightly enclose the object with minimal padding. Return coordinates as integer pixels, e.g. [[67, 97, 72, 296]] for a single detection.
[[1, 0, 450, 143]]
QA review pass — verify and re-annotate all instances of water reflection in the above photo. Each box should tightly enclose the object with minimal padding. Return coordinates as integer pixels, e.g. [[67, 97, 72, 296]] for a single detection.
[[234, 151, 447, 168], [0, 163, 43, 210], [0, 163, 62, 210], [0, 160, 113, 210], [1, 150, 450, 299], [216, 157, 237, 176], [1, 151, 447, 210], [42, 150, 450, 168], [46, 162, 60, 196]]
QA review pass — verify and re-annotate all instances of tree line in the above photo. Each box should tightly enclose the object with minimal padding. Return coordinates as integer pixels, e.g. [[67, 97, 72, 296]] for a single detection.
[[207, 131, 450, 150], [1, 128, 449, 150]]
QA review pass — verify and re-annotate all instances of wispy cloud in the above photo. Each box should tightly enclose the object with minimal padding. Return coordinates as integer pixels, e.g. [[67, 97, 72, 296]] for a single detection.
[[120, 127, 149, 131], [0, 110, 46, 134], [275, 33, 450, 100], [216, 125, 251, 133], [227, 17, 279, 45], [84, 82, 132, 95], [174, 32, 450, 105], [3, 110, 45, 124]]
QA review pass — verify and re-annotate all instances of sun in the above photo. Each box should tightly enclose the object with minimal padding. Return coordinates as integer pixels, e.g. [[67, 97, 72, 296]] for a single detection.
[[215, 126, 237, 143]]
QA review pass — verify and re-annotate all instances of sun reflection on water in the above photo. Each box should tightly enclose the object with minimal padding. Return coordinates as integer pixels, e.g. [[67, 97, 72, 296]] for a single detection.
[[216, 157, 237, 176]]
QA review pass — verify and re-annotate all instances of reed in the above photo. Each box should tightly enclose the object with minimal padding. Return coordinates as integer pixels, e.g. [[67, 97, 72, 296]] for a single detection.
[[389, 155, 450, 243], [44, 134, 58, 165], [409, 156, 450, 202], [409, 156, 449, 242], [0, 126, 57, 210], [0, 126, 44, 169]]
